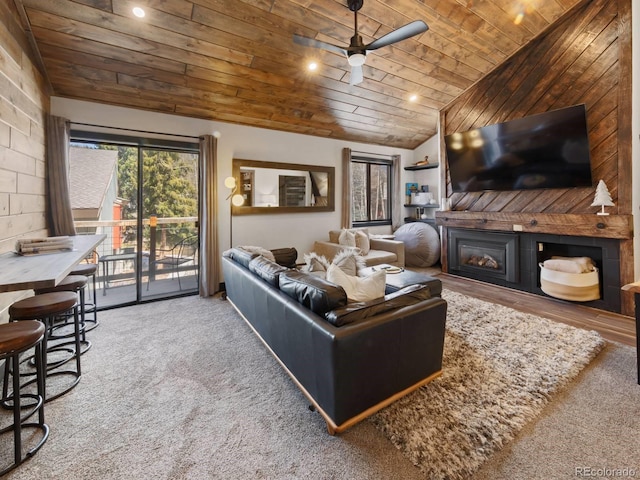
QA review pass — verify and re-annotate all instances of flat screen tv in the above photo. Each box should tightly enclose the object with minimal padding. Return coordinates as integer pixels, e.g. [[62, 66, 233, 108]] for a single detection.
[[445, 104, 593, 193]]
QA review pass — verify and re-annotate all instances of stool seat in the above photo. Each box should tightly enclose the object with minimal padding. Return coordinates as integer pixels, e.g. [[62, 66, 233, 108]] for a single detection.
[[35, 277, 92, 355], [0, 321, 45, 358], [9, 292, 78, 321], [69, 263, 97, 276], [7, 292, 82, 402], [69, 263, 99, 332], [34, 275, 88, 294], [0, 320, 49, 475]]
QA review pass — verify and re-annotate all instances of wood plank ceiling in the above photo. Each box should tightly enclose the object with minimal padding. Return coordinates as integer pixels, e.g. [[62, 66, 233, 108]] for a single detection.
[[15, 0, 584, 149]]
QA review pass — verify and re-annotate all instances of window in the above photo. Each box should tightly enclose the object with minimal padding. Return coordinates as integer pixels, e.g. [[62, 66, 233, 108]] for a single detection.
[[351, 155, 392, 225]]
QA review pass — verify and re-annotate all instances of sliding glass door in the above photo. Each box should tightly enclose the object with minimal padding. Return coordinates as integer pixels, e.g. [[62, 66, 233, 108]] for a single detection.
[[139, 147, 199, 300], [69, 133, 199, 309]]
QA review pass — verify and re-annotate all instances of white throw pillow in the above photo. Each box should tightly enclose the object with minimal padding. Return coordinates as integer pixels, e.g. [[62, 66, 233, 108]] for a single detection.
[[326, 264, 386, 302], [338, 229, 356, 247], [354, 230, 370, 255]]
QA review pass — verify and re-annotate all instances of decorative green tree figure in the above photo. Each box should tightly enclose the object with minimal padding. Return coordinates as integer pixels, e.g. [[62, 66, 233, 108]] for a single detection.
[[591, 179, 614, 216]]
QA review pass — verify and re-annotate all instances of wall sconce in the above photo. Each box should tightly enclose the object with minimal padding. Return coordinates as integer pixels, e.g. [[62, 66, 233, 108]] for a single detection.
[[225, 177, 245, 248]]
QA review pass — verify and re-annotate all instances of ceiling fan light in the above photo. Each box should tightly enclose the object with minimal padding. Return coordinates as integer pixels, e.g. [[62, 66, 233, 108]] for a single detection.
[[348, 53, 366, 67]]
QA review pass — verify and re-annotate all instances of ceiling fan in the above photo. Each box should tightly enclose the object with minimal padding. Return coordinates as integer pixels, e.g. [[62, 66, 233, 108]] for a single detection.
[[293, 0, 428, 85]]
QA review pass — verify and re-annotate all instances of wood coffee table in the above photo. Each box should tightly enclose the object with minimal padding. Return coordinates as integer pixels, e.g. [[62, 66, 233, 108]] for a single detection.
[[360, 264, 442, 296]]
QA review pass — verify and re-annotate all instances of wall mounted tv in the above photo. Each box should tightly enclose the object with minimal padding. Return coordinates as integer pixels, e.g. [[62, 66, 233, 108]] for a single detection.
[[445, 104, 593, 193]]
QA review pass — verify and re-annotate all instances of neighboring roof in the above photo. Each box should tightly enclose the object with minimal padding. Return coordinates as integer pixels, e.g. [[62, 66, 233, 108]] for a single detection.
[[69, 146, 118, 212]]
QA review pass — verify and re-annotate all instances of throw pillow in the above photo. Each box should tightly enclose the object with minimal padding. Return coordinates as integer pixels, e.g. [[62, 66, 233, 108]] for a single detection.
[[354, 230, 370, 255], [331, 249, 365, 277], [302, 252, 331, 273], [326, 264, 386, 302], [270, 247, 298, 268], [338, 229, 356, 247]]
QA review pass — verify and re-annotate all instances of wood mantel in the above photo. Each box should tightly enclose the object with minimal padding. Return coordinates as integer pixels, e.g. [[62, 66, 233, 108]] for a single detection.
[[435, 212, 633, 240]]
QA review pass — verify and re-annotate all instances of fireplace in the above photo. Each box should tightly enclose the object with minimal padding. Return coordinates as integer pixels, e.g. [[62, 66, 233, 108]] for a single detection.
[[446, 228, 621, 313], [448, 230, 518, 284]]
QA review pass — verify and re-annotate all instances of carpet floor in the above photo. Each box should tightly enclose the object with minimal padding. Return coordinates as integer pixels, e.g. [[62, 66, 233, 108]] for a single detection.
[[1, 292, 637, 479]]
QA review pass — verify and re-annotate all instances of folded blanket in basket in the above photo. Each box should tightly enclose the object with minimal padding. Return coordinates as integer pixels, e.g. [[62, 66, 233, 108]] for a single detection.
[[543, 256, 595, 274]]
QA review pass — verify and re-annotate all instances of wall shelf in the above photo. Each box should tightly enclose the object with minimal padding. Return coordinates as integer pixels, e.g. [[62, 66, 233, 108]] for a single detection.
[[404, 163, 439, 171], [404, 218, 437, 225], [404, 204, 439, 208]]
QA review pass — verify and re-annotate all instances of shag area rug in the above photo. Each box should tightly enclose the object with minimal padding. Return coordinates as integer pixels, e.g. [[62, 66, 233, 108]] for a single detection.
[[370, 289, 606, 480]]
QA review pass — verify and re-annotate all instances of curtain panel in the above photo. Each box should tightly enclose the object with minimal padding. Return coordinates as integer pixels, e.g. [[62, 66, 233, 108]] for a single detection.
[[392, 154, 402, 231], [198, 135, 219, 296], [341, 148, 352, 229], [46, 115, 77, 236]]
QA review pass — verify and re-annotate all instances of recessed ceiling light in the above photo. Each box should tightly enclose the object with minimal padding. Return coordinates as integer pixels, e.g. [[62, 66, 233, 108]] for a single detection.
[[308, 62, 318, 71], [132, 7, 146, 18], [409, 94, 418, 102], [514, 12, 524, 25]]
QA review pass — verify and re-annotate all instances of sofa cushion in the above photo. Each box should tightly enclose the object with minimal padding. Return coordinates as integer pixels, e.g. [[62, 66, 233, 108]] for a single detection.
[[249, 256, 289, 287], [361, 249, 398, 267], [324, 283, 433, 327], [223, 247, 259, 269], [279, 270, 348, 315], [326, 264, 386, 303]]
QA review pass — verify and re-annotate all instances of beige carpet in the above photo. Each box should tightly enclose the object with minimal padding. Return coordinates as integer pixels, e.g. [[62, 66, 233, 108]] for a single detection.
[[0, 292, 636, 479]]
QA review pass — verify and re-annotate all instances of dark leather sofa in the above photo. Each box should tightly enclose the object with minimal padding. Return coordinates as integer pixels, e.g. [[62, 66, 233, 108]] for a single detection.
[[221, 247, 447, 434]]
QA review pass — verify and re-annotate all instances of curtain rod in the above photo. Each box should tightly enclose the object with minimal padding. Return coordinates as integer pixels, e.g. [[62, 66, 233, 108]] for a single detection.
[[350, 150, 396, 159], [70, 122, 201, 140]]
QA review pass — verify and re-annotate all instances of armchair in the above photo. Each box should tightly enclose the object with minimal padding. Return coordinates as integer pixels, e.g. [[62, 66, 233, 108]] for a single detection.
[[147, 234, 199, 290], [312, 229, 405, 268]]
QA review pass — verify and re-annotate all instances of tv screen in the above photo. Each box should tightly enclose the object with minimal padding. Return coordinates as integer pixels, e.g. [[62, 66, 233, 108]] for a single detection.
[[445, 104, 593, 193]]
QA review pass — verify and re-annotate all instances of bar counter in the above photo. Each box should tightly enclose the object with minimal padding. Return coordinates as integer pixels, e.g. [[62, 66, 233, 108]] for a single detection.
[[0, 234, 106, 293]]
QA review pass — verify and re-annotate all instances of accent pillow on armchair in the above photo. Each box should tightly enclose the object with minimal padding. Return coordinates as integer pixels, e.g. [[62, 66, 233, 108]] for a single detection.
[[314, 228, 405, 268]]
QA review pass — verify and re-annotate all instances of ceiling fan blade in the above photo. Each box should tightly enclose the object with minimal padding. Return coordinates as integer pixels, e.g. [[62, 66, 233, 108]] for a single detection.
[[349, 65, 363, 85], [365, 20, 428, 51], [293, 34, 347, 56]]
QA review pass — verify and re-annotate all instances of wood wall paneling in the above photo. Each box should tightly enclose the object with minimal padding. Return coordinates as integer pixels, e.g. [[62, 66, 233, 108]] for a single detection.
[[439, 0, 633, 315]]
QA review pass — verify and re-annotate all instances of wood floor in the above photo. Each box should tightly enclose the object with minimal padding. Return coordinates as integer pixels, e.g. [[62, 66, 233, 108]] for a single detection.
[[425, 270, 636, 348]]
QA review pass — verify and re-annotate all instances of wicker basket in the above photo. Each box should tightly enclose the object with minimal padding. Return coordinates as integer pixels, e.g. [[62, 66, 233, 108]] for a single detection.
[[539, 263, 600, 302]]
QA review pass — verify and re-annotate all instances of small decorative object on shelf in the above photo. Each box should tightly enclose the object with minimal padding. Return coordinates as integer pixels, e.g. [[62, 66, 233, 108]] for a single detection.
[[413, 156, 429, 166], [591, 179, 614, 216], [405, 182, 419, 204]]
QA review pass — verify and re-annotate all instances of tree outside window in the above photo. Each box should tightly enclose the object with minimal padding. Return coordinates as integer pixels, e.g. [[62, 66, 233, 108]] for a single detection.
[[351, 158, 392, 225]]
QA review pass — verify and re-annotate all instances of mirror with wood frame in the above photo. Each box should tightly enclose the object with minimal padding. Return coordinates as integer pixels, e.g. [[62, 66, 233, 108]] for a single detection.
[[230, 159, 335, 215]]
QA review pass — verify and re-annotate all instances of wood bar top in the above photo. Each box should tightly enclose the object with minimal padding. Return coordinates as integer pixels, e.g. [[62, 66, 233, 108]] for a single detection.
[[621, 281, 640, 294], [0, 234, 105, 293]]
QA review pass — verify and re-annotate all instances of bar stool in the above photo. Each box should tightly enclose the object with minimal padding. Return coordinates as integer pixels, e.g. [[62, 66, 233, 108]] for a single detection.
[[35, 275, 91, 356], [69, 262, 99, 332], [0, 320, 49, 475], [7, 292, 81, 402]]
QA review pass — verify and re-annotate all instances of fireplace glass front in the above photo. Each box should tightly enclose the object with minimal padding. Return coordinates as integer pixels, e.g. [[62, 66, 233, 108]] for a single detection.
[[449, 229, 519, 283]]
